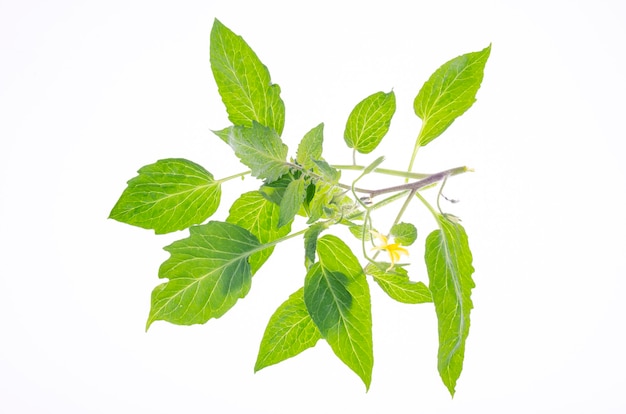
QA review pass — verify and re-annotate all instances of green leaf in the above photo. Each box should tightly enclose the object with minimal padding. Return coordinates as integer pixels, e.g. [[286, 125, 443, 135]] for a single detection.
[[109, 158, 221, 234], [365, 263, 432, 304], [255, 288, 322, 372], [226, 123, 290, 182], [344, 91, 396, 154], [210, 19, 285, 135], [348, 222, 371, 241], [304, 235, 373, 390], [147, 221, 260, 329], [226, 191, 291, 274], [303, 222, 329, 269], [278, 177, 307, 228], [390, 222, 417, 246], [312, 159, 341, 184], [296, 123, 324, 170], [425, 216, 475, 396], [414, 45, 491, 146], [258, 174, 292, 205]]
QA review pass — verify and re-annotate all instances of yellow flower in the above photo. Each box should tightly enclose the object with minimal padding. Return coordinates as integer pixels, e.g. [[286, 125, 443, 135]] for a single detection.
[[370, 230, 409, 271]]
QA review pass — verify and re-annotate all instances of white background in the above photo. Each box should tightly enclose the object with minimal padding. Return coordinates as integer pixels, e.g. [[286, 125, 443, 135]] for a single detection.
[[2, 1, 625, 413]]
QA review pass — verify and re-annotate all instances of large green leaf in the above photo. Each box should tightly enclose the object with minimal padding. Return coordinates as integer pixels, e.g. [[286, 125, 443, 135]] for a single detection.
[[304, 235, 373, 389], [255, 288, 322, 372], [210, 19, 285, 135], [365, 263, 432, 304], [414, 45, 491, 146], [425, 215, 475, 396], [226, 191, 291, 274], [226, 123, 289, 182], [296, 123, 324, 170], [109, 158, 221, 234], [344, 91, 396, 154], [146, 221, 261, 329]]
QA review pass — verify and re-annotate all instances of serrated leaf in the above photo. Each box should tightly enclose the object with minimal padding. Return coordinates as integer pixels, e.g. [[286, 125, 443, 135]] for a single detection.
[[279, 177, 306, 228], [226, 191, 291, 274], [303, 222, 329, 269], [390, 222, 417, 246], [226, 123, 289, 182], [425, 216, 475, 396], [365, 263, 432, 304], [344, 91, 396, 154], [147, 221, 260, 329], [304, 235, 373, 390], [109, 158, 221, 234], [296, 123, 324, 170], [414, 45, 491, 146], [255, 287, 322, 372], [212, 126, 232, 144], [210, 19, 285, 135]]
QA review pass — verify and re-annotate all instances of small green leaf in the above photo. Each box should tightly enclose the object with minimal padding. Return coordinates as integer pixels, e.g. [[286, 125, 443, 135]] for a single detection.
[[109, 158, 221, 234], [226, 191, 291, 274], [365, 263, 432, 304], [348, 223, 371, 241], [210, 19, 285, 135], [305, 183, 344, 223], [344, 91, 396, 154], [425, 215, 475, 396], [226, 123, 289, 182], [390, 222, 418, 246], [147, 221, 260, 329], [258, 174, 292, 205], [312, 159, 341, 184], [414, 45, 491, 146], [278, 177, 306, 228], [304, 235, 373, 390], [303, 222, 329, 269], [296, 123, 324, 170], [255, 287, 322, 372]]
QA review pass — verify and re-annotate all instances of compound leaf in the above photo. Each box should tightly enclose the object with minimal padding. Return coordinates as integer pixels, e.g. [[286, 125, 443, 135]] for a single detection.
[[425, 215, 475, 396], [255, 287, 322, 372], [210, 19, 285, 135], [344, 91, 396, 154], [414, 45, 491, 146], [365, 263, 432, 304], [226, 123, 289, 182], [147, 221, 261, 329], [226, 191, 291, 274], [109, 158, 221, 234], [304, 235, 373, 390]]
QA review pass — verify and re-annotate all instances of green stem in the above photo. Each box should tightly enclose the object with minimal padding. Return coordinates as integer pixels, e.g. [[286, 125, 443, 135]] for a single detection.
[[415, 191, 439, 219], [250, 226, 309, 255], [405, 125, 425, 182], [333, 164, 429, 180], [217, 170, 250, 183]]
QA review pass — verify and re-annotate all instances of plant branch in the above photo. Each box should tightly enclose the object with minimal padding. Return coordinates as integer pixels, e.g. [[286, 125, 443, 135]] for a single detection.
[[359, 166, 470, 199], [333, 164, 430, 180]]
